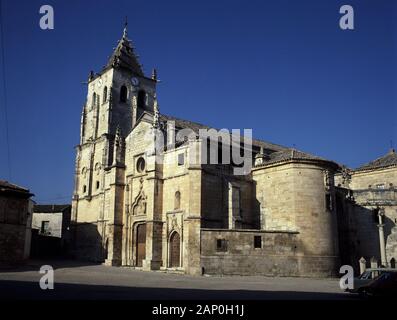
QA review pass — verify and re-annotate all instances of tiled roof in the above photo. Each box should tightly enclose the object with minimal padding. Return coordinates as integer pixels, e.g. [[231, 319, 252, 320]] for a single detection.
[[160, 114, 212, 133], [106, 27, 143, 76], [255, 148, 338, 168], [0, 180, 33, 196], [269, 149, 326, 162], [34, 204, 71, 213], [159, 114, 288, 152], [355, 149, 397, 171], [145, 113, 335, 168]]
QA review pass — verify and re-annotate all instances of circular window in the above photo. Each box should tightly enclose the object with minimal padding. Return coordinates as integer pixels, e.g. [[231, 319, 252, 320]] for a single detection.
[[136, 157, 146, 173]]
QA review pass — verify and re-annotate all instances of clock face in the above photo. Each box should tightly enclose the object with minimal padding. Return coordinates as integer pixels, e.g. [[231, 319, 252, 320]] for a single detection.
[[97, 79, 103, 88], [131, 77, 139, 86]]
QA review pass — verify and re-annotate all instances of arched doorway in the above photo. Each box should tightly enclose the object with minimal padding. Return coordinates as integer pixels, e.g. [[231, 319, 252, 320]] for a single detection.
[[169, 232, 181, 268], [136, 224, 146, 267]]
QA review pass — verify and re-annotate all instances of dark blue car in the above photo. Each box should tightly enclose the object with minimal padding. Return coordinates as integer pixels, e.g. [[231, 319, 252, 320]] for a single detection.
[[358, 271, 397, 298]]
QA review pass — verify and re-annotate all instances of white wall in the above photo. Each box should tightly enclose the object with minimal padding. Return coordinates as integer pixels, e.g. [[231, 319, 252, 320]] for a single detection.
[[32, 212, 63, 238]]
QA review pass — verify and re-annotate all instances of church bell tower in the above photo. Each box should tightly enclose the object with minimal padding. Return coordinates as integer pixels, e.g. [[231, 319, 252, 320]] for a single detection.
[[71, 23, 158, 264]]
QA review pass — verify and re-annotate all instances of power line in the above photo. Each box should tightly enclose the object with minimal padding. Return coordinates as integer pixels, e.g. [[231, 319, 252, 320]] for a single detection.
[[0, 0, 11, 180]]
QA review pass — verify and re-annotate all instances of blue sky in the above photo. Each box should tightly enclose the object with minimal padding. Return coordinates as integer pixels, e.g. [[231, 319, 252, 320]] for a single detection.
[[0, 0, 396, 203]]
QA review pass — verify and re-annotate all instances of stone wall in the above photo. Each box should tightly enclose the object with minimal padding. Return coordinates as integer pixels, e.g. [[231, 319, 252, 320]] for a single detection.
[[350, 167, 397, 190], [200, 229, 337, 277], [253, 161, 339, 257], [0, 195, 32, 264], [386, 227, 397, 264], [32, 212, 63, 238], [0, 224, 28, 263], [200, 167, 256, 229], [335, 189, 380, 272], [71, 221, 105, 262], [335, 166, 397, 269], [252, 163, 297, 231]]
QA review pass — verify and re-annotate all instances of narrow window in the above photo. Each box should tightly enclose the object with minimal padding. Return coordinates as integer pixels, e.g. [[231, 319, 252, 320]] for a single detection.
[[177, 153, 185, 166], [325, 193, 332, 211], [216, 239, 228, 252], [103, 86, 108, 103], [92, 92, 96, 108], [120, 85, 128, 103], [83, 185, 87, 193], [96, 181, 100, 189], [174, 191, 181, 210], [40, 221, 49, 234], [254, 236, 262, 249]]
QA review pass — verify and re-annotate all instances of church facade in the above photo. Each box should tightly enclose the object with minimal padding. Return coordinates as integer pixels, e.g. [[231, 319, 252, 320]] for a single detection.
[[71, 26, 397, 277]]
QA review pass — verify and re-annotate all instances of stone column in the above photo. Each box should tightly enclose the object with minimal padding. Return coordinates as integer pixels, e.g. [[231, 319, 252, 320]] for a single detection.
[[359, 257, 366, 275], [104, 223, 123, 266], [370, 256, 378, 269], [370, 257, 378, 279], [104, 153, 126, 266], [228, 183, 241, 229], [377, 208, 387, 266], [142, 167, 163, 271], [143, 220, 163, 270], [184, 157, 202, 276]]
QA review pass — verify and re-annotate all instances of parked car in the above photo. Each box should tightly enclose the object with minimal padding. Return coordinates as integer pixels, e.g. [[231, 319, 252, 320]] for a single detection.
[[358, 271, 397, 298], [346, 268, 395, 293]]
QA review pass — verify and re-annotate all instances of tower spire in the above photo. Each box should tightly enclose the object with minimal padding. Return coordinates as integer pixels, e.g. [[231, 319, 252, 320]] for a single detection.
[[151, 68, 158, 81], [123, 16, 128, 39], [106, 21, 144, 76]]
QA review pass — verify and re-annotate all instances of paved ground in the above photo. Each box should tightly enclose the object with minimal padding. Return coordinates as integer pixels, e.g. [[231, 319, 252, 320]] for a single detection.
[[0, 259, 359, 300]]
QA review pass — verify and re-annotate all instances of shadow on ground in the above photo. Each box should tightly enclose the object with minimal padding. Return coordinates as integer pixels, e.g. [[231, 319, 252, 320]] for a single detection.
[[0, 259, 100, 273], [0, 280, 359, 300]]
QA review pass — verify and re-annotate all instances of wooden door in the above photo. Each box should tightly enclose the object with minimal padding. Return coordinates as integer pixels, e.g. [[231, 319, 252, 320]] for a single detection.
[[136, 224, 146, 267], [169, 232, 180, 268]]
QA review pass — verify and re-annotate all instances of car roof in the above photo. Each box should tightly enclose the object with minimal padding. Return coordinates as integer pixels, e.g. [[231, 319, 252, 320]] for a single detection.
[[365, 268, 397, 272]]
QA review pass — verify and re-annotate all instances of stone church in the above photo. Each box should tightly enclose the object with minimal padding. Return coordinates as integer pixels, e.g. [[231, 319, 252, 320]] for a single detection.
[[71, 26, 397, 277]]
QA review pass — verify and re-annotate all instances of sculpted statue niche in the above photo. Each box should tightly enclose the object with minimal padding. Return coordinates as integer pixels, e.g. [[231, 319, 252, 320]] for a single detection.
[[132, 193, 147, 215]]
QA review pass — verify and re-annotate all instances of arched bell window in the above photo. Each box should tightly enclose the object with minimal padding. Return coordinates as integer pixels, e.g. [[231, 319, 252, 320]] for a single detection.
[[138, 90, 146, 109], [120, 85, 128, 103]]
